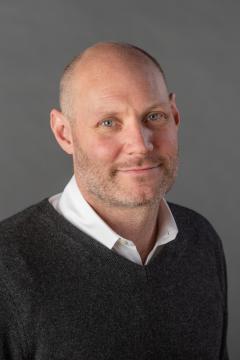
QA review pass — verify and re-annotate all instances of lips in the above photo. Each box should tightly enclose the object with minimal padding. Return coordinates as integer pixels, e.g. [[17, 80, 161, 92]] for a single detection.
[[118, 165, 161, 172]]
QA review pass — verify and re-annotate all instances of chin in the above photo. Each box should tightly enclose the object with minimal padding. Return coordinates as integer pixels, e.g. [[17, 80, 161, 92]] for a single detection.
[[114, 189, 164, 208]]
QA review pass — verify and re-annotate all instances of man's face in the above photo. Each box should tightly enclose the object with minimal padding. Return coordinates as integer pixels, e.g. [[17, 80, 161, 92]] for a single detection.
[[69, 58, 180, 209]]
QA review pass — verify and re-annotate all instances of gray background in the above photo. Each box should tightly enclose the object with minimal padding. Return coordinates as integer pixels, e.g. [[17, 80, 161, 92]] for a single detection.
[[0, 0, 239, 357]]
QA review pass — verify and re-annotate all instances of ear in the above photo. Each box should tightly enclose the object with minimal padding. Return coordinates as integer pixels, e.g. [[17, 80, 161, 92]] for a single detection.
[[169, 93, 180, 127], [50, 109, 73, 155]]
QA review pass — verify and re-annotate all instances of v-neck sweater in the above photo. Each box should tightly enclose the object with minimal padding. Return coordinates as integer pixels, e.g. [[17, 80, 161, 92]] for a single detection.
[[49, 175, 178, 265], [0, 199, 228, 359]]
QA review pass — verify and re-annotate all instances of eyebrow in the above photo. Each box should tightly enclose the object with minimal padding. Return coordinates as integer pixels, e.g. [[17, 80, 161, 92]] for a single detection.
[[94, 102, 169, 118], [145, 102, 169, 111]]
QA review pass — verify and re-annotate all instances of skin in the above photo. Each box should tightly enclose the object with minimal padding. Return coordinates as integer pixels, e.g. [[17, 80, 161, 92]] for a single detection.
[[50, 45, 180, 263]]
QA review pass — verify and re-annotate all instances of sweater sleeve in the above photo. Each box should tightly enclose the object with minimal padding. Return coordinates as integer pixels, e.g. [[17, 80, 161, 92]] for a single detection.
[[189, 208, 230, 360], [0, 275, 26, 359], [205, 219, 229, 360], [218, 242, 229, 360]]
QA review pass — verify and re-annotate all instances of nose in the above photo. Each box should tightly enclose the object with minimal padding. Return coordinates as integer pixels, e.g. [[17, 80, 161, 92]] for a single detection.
[[124, 122, 154, 155]]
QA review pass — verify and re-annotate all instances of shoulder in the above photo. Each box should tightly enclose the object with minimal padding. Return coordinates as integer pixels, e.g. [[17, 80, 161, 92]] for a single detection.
[[168, 202, 228, 304], [168, 201, 217, 232], [167, 201, 207, 221], [0, 199, 54, 259], [0, 199, 49, 237], [167, 201, 225, 252], [0, 198, 59, 302], [0, 200, 53, 354], [167, 202, 227, 280]]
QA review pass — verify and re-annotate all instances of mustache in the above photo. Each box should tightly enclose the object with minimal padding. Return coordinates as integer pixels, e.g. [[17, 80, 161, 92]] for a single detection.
[[111, 155, 168, 174]]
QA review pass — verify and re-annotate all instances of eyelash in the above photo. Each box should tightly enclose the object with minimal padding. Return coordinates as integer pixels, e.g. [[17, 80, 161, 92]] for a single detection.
[[145, 112, 167, 122], [100, 119, 115, 127], [99, 112, 168, 128]]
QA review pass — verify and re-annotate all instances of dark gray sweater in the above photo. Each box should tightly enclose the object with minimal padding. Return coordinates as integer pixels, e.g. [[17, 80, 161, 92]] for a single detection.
[[0, 199, 228, 359]]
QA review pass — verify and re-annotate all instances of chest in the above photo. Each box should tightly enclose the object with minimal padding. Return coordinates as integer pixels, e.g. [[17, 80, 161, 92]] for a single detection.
[[33, 249, 224, 360]]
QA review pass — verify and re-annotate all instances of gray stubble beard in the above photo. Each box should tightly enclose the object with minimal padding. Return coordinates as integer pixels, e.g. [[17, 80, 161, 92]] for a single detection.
[[74, 146, 179, 209]]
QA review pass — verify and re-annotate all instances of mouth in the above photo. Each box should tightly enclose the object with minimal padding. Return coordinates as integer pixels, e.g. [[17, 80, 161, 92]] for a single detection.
[[118, 165, 161, 175]]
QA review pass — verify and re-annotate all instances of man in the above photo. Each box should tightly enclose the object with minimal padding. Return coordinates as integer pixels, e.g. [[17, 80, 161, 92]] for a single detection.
[[0, 42, 228, 359]]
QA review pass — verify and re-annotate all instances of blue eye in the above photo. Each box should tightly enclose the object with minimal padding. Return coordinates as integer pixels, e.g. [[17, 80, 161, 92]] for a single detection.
[[101, 119, 114, 127], [147, 112, 166, 121]]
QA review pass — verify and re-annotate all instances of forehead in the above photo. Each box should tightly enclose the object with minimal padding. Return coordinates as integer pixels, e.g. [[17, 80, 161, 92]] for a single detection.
[[72, 57, 169, 114]]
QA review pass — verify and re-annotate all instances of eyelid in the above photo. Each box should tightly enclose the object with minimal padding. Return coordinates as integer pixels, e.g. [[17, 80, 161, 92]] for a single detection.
[[97, 111, 168, 128], [145, 111, 168, 120], [98, 118, 118, 128]]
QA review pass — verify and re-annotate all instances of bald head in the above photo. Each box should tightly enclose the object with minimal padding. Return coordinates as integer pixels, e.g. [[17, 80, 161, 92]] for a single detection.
[[59, 42, 167, 119]]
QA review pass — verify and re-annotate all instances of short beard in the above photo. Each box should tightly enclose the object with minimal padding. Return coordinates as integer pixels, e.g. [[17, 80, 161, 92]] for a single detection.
[[92, 162, 178, 208], [74, 145, 179, 209]]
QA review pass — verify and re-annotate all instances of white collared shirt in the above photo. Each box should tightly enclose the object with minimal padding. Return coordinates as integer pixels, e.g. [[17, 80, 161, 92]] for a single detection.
[[49, 176, 178, 265]]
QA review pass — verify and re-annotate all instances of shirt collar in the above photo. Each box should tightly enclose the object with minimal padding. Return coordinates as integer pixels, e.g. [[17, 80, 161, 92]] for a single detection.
[[53, 175, 178, 250]]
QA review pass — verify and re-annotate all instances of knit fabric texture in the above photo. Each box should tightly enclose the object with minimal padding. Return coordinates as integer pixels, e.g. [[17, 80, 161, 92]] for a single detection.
[[0, 199, 228, 359]]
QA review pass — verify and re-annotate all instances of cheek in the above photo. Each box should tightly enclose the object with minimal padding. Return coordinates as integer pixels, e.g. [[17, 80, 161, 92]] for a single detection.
[[82, 136, 121, 163], [154, 129, 178, 152]]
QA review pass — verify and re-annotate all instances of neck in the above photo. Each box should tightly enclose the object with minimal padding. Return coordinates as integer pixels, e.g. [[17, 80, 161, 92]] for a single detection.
[[80, 189, 161, 263]]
